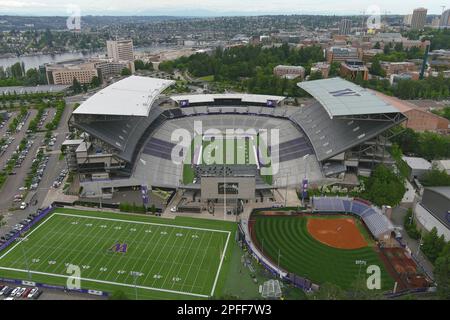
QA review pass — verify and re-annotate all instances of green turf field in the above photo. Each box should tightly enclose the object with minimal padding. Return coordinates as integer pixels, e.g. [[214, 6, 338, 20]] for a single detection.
[[0, 208, 235, 299], [252, 215, 394, 291], [182, 134, 273, 185]]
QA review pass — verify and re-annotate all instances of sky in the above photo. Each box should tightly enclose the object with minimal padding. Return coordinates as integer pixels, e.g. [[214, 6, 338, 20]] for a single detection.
[[0, 0, 447, 16]]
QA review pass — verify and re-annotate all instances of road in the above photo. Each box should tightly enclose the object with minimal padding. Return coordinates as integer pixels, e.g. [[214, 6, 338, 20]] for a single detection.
[[391, 206, 435, 280], [0, 96, 76, 237]]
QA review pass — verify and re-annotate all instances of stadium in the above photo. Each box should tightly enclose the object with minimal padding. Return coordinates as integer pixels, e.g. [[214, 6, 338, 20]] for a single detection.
[[67, 75, 407, 212]]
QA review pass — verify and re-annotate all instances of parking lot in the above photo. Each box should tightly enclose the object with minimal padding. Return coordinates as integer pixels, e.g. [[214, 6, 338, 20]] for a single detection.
[[0, 98, 77, 240], [0, 283, 42, 300]]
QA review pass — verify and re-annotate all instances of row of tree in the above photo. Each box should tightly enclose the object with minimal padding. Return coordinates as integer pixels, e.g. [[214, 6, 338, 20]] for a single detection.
[[390, 127, 450, 161], [0, 63, 47, 87], [159, 44, 327, 97]]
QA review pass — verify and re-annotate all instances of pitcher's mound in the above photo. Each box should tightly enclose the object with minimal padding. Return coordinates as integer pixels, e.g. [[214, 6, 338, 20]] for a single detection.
[[307, 217, 368, 250]]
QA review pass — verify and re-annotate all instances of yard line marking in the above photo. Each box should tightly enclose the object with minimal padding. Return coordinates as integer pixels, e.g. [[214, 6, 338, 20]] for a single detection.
[[0, 212, 230, 297], [0, 266, 209, 298], [162, 228, 194, 290], [179, 230, 210, 293], [108, 221, 155, 284], [53, 213, 229, 234], [210, 230, 231, 296], [189, 232, 214, 293], [148, 224, 179, 288], [99, 220, 144, 282], [0, 213, 58, 261]]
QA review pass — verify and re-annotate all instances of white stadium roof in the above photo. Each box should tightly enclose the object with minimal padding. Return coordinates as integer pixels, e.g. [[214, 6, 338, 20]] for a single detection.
[[170, 93, 286, 104], [73, 76, 175, 117], [298, 78, 400, 119]]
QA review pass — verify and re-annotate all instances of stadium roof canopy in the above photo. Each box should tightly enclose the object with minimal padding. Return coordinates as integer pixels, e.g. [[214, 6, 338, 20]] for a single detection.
[[73, 76, 175, 117], [298, 78, 400, 119], [170, 93, 286, 105]]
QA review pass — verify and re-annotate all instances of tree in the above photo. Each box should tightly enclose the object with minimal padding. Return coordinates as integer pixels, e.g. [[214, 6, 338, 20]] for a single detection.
[[121, 68, 132, 76], [309, 71, 323, 80], [310, 282, 347, 300], [373, 42, 381, 49], [369, 59, 386, 77], [347, 275, 384, 300], [421, 227, 446, 264], [363, 164, 406, 207], [109, 290, 129, 300], [71, 78, 82, 94], [90, 76, 101, 88], [421, 168, 450, 187], [435, 242, 450, 299]]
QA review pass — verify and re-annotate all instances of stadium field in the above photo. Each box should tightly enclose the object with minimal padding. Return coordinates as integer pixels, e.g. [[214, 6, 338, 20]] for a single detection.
[[183, 134, 273, 185], [0, 208, 235, 299], [251, 215, 395, 291]]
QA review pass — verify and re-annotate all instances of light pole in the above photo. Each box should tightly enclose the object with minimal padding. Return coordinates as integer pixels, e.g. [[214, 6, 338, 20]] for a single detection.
[[277, 248, 281, 278], [17, 237, 31, 280]]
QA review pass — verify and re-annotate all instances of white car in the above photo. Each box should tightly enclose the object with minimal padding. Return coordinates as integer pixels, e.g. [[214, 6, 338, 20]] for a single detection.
[[10, 287, 20, 297], [20, 202, 27, 210], [170, 206, 177, 213], [18, 187, 27, 191], [15, 287, 26, 297]]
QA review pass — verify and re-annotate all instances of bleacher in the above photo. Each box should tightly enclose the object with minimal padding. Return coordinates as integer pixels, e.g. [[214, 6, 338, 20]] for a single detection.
[[289, 102, 399, 161], [312, 196, 394, 239]]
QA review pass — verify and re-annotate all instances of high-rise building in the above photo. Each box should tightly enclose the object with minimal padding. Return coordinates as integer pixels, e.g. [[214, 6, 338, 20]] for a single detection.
[[339, 19, 352, 35], [440, 9, 450, 29], [106, 39, 134, 62], [403, 14, 413, 26], [411, 8, 428, 30]]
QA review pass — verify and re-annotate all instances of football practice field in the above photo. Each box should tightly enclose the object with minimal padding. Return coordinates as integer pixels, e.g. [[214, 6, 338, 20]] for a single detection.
[[0, 209, 234, 299]]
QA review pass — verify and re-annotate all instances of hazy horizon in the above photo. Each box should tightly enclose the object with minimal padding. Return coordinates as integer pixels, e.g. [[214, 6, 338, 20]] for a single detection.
[[0, 0, 447, 16]]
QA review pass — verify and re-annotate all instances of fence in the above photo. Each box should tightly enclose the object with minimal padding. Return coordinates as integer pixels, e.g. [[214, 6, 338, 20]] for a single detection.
[[240, 208, 316, 292], [0, 204, 54, 253], [0, 276, 108, 297]]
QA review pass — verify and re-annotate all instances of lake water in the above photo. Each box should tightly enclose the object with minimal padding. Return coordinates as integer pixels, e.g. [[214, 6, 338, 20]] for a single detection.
[[0, 45, 179, 70]]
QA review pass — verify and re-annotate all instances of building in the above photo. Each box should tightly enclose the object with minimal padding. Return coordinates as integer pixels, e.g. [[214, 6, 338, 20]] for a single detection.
[[68, 76, 407, 204], [310, 62, 330, 79], [414, 187, 450, 241], [432, 160, 450, 175], [45, 60, 98, 85], [439, 9, 450, 29], [339, 19, 352, 35], [371, 91, 450, 134], [380, 61, 418, 77], [106, 39, 134, 62], [403, 14, 413, 26], [340, 60, 369, 81], [93, 59, 135, 80], [273, 65, 305, 80], [401, 156, 432, 181], [326, 47, 361, 64], [411, 8, 428, 30]]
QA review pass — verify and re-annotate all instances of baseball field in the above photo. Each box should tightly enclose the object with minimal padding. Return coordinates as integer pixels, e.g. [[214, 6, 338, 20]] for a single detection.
[[251, 214, 395, 291]]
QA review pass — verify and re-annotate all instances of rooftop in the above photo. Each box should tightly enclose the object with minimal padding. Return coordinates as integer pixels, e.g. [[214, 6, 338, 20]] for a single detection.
[[402, 156, 432, 170], [73, 76, 175, 117], [297, 78, 400, 119], [427, 187, 450, 200]]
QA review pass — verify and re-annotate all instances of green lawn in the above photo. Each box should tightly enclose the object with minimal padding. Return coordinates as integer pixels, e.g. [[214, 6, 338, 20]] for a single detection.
[[252, 215, 394, 291], [198, 75, 214, 82], [0, 208, 236, 299]]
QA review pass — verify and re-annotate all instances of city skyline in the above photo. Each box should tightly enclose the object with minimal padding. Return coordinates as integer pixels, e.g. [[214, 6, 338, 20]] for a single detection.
[[0, 0, 447, 16]]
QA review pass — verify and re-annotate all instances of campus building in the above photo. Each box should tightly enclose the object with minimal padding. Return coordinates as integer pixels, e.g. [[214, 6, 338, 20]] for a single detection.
[[107, 39, 134, 62], [273, 65, 305, 80]]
